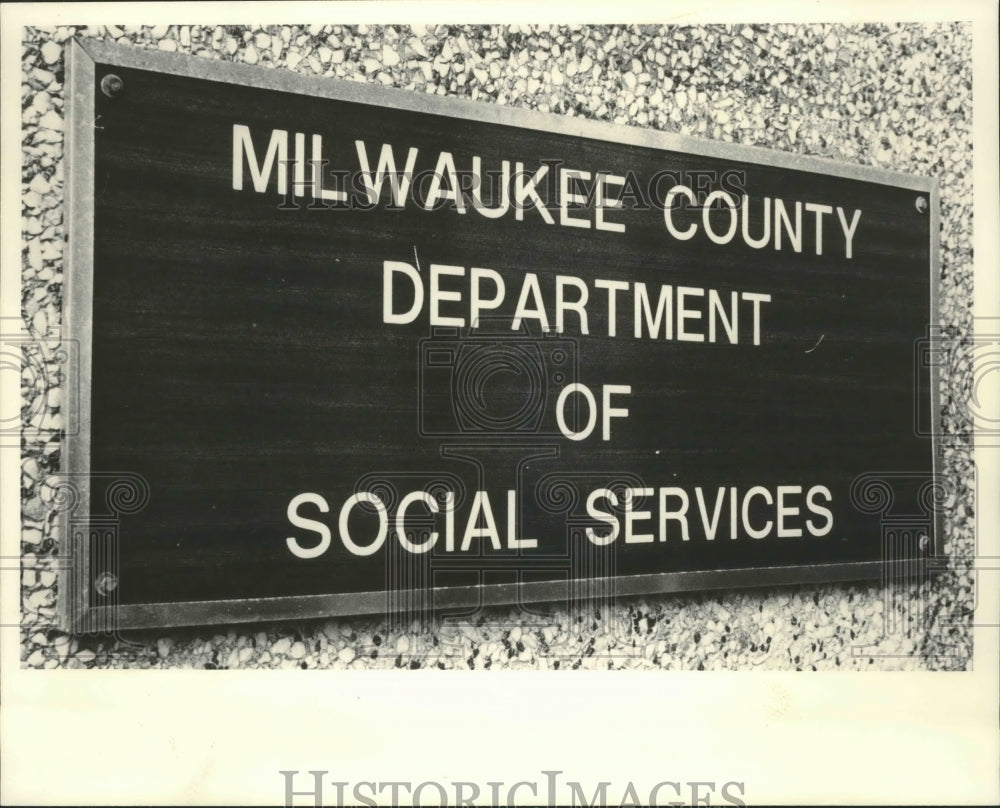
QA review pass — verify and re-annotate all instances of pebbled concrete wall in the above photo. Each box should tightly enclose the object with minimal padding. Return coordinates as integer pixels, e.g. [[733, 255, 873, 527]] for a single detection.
[[20, 22, 974, 670]]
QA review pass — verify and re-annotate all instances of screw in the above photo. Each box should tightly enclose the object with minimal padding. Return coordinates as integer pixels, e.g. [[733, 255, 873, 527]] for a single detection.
[[95, 571, 118, 596], [915, 196, 929, 214], [100, 73, 124, 98]]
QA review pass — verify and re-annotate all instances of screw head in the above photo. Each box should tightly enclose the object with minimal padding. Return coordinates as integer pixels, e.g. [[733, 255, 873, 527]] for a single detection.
[[100, 73, 124, 98], [95, 571, 118, 596], [915, 196, 929, 214]]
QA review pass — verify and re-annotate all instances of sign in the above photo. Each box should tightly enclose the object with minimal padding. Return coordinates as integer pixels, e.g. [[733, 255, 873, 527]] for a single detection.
[[61, 39, 941, 631]]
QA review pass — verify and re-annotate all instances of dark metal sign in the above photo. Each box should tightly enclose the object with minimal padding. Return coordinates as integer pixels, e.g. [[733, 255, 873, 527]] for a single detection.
[[62, 39, 941, 630]]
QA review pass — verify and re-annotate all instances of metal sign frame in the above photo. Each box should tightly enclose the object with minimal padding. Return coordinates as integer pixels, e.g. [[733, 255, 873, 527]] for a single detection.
[[60, 37, 943, 631]]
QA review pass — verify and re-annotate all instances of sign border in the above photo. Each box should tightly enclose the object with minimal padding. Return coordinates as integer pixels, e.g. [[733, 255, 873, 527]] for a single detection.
[[59, 37, 944, 631]]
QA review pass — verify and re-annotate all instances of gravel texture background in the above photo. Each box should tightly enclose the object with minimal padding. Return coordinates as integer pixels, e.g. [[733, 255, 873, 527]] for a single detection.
[[20, 22, 974, 671]]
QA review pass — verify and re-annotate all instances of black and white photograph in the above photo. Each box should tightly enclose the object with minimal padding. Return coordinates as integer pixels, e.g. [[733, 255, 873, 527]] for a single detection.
[[2, 1, 998, 805]]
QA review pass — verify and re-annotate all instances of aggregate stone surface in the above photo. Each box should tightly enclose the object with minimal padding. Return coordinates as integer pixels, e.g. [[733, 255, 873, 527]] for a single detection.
[[20, 23, 974, 670]]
